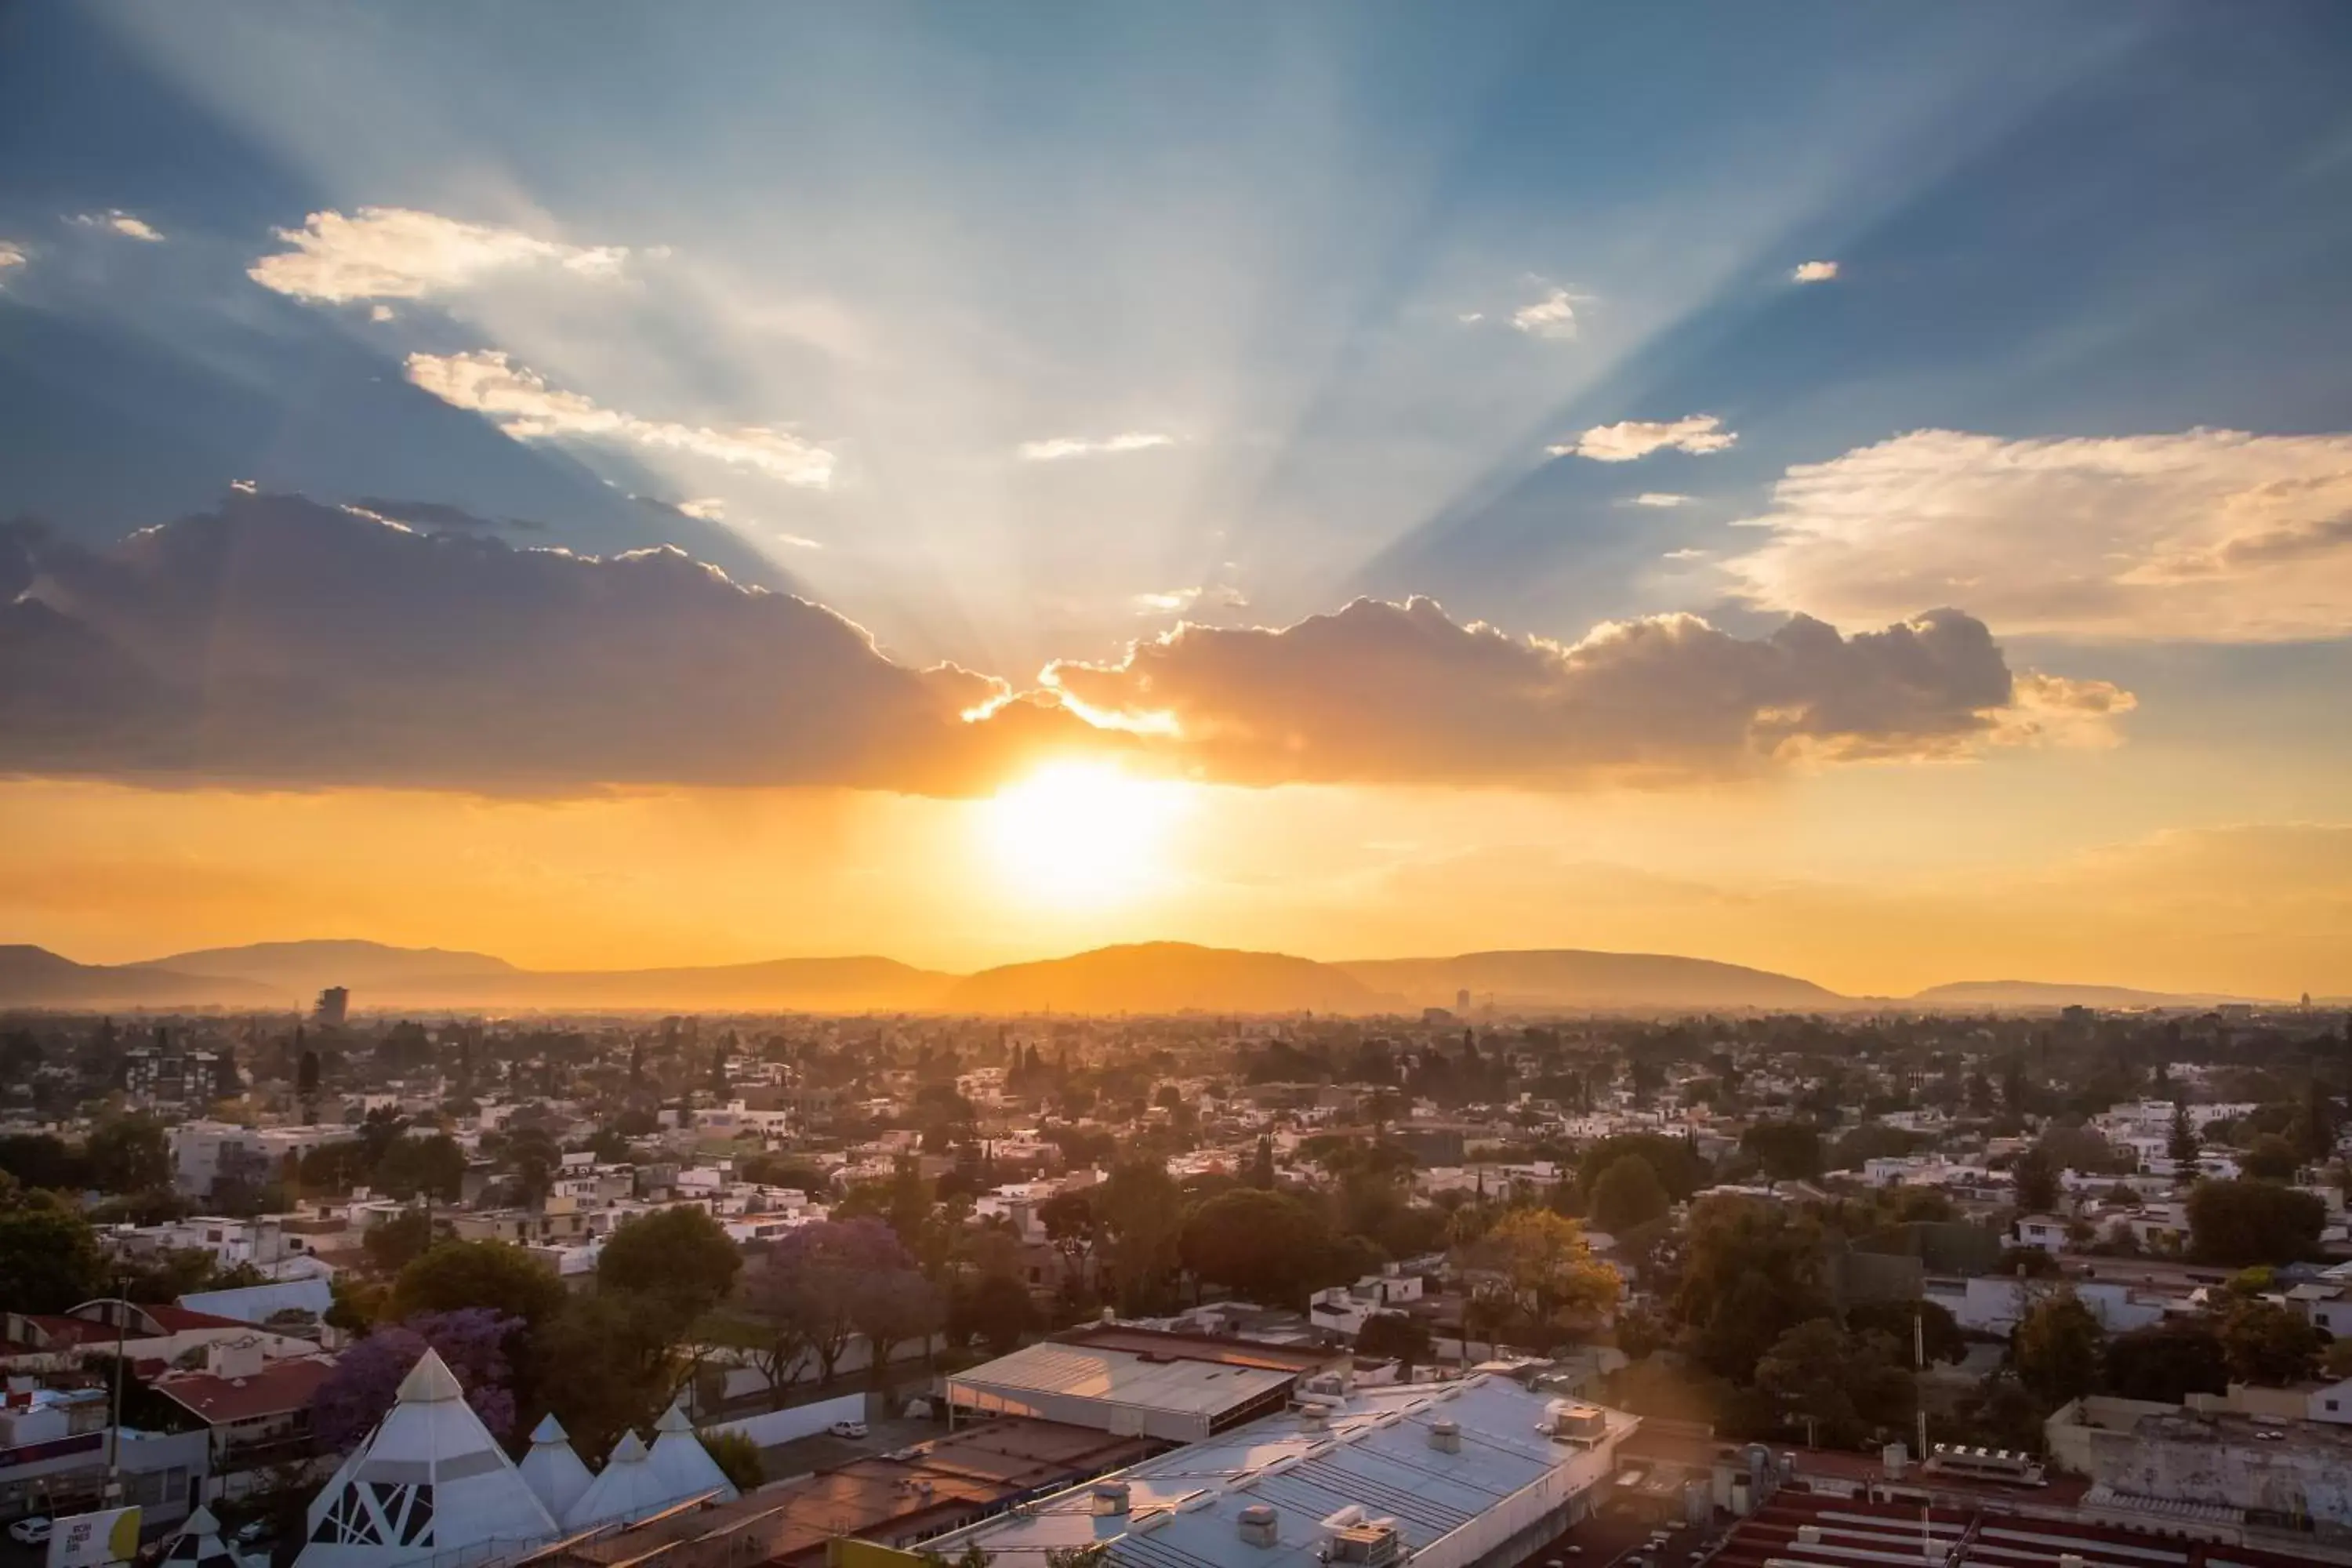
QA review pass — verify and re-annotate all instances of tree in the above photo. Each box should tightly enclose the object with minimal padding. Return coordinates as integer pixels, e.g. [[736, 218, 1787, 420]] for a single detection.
[[2103, 1319, 2228, 1403], [1576, 1134, 1709, 1203], [0, 1133, 86, 1192], [360, 1208, 434, 1275], [1846, 1300, 1966, 1366], [599, 1207, 745, 1330], [391, 1240, 568, 1329], [1673, 1196, 1832, 1381], [1461, 1209, 1620, 1351], [0, 1205, 105, 1312], [2167, 1102, 2200, 1167], [2012, 1290, 2103, 1406], [1037, 1191, 1097, 1301], [753, 1218, 916, 1387], [1094, 1159, 1185, 1312], [1247, 1137, 1275, 1190], [373, 1134, 466, 1203], [1588, 1155, 1670, 1234], [2220, 1299, 2322, 1386], [1741, 1123, 1824, 1182], [85, 1116, 172, 1194], [949, 1273, 1039, 1357], [1355, 1311, 1433, 1377], [2186, 1179, 2326, 1267], [532, 1292, 683, 1457], [2241, 1134, 2300, 1183], [2010, 1147, 2060, 1214], [311, 1309, 520, 1450], [1757, 1318, 1912, 1448], [1181, 1189, 1341, 1308], [506, 1127, 561, 1207], [700, 1428, 763, 1494]]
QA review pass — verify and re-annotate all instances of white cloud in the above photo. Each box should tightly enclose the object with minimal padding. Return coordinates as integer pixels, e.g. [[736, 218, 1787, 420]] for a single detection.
[[71, 210, 164, 242], [1552, 415, 1737, 463], [1511, 287, 1579, 341], [405, 350, 835, 489], [368, 304, 396, 323], [1661, 548, 1711, 562], [0, 241, 24, 281], [1630, 492, 1693, 508], [1791, 260, 1840, 284], [1456, 310, 1486, 325], [1017, 431, 1176, 463], [1133, 585, 1249, 615], [675, 498, 728, 521], [1724, 428, 2352, 641], [249, 207, 629, 303]]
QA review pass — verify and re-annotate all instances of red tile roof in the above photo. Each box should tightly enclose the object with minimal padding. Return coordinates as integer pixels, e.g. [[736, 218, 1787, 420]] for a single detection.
[[153, 1356, 336, 1425]]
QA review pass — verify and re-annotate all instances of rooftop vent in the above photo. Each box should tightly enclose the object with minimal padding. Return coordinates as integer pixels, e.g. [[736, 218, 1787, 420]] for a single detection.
[[1797, 1526, 1821, 1544], [1429, 1418, 1461, 1454], [1093, 1482, 1131, 1517], [1327, 1522, 1403, 1568], [1545, 1401, 1607, 1443], [1240, 1504, 1279, 1548]]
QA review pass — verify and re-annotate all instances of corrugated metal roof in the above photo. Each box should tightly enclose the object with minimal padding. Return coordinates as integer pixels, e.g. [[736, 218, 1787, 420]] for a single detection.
[[947, 1342, 1295, 1418]]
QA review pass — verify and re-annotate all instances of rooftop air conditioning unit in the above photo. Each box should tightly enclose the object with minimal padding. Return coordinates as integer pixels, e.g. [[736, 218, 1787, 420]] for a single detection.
[[1327, 1523, 1403, 1568], [1093, 1483, 1131, 1517], [1239, 1504, 1280, 1548], [1546, 1402, 1607, 1443], [1428, 1419, 1461, 1454]]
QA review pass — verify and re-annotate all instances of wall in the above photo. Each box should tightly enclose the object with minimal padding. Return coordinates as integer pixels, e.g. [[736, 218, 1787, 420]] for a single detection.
[[702, 1393, 869, 1450]]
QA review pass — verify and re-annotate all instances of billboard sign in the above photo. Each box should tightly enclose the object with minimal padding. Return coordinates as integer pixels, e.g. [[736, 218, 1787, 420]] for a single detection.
[[46, 1506, 143, 1568]]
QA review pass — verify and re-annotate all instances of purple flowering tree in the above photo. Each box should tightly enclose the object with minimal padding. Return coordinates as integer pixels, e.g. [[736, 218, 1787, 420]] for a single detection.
[[311, 1308, 521, 1451]]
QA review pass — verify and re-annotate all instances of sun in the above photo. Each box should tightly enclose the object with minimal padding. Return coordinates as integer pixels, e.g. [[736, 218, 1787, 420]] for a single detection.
[[982, 760, 1192, 906]]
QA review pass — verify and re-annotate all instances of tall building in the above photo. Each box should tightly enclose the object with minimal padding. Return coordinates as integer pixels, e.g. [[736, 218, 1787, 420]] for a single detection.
[[314, 987, 350, 1028]]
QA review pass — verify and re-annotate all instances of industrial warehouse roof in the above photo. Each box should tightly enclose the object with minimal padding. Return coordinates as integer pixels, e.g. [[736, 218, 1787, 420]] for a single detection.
[[948, 1340, 1298, 1422], [924, 1374, 1638, 1568], [1711, 1491, 2321, 1568]]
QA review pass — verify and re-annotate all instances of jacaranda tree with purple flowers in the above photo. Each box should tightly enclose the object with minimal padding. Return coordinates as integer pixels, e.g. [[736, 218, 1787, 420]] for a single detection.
[[311, 1308, 521, 1451]]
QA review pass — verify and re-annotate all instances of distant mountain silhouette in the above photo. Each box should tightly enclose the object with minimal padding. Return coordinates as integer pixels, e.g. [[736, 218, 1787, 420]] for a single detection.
[[1905, 979, 2269, 1009], [0, 945, 279, 1008], [140, 939, 515, 995], [1338, 949, 1846, 1011], [946, 942, 1395, 1014]]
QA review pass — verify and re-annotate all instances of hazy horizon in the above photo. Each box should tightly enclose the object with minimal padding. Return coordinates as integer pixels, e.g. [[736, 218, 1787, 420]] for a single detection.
[[2, 3, 2348, 1000]]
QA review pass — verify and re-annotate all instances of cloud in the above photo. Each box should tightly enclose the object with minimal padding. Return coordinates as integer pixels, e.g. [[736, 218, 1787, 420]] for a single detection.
[[1723, 427, 2352, 641], [675, 498, 728, 521], [369, 304, 396, 323], [248, 207, 629, 303], [405, 350, 835, 489], [1133, 586, 1250, 616], [71, 211, 164, 242], [0, 495, 1086, 795], [1511, 287, 1579, 341], [0, 241, 24, 281], [1017, 432, 1177, 462], [1456, 311, 1485, 325], [1630, 492, 1693, 508], [1552, 415, 1737, 463], [1791, 260, 1840, 283], [1044, 597, 2125, 787]]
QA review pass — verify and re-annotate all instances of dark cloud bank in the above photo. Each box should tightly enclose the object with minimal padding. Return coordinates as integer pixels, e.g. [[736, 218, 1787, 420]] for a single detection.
[[0, 494, 2122, 796]]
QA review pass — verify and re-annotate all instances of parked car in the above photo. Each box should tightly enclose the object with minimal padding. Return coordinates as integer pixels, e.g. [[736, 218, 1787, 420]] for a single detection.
[[828, 1419, 869, 1439], [9, 1517, 55, 1546]]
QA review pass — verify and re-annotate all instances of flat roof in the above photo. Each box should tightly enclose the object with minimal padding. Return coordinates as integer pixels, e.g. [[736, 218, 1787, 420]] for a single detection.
[[1711, 1490, 2319, 1568], [927, 1374, 1639, 1568], [1056, 1325, 1336, 1374], [949, 1342, 1297, 1421]]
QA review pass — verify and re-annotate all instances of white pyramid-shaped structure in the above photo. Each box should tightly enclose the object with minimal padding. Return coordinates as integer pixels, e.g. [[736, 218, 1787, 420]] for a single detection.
[[518, 1414, 593, 1523], [297, 1348, 557, 1568], [161, 1506, 256, 1568], [644, 1402, 740, 1506], [563, 1431, 679, 1529]]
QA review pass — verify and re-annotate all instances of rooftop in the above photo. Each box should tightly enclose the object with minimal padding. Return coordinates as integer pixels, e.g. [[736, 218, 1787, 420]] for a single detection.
[[154, 1355, 336, 1425], [948, 1341, 1299, 1425], [926, 1374, 1638, 1568], [1711, 1489, 2320, 1568]]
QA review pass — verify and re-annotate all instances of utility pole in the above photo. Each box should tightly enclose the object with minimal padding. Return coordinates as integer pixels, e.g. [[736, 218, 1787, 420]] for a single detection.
[[106, 1274, 128, 1502]]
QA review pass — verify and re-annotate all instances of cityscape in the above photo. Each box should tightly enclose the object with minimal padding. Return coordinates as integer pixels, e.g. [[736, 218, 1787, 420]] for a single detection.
[[5, 8, 2352, 1568]]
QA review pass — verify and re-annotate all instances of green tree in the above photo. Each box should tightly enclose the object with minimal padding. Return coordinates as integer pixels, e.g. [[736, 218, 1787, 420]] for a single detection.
[[598, 1207, 744, 1330], [1741, 1123, 1824, 1182], [2103, 1319, 2227, 1403], [1462, 1209, 1620, 1351], [1094, 1159, 1185, 1312], [949, 1273, 1038, 1357], [2241, 1134, 2300, 1183], [2013, 1289, 2103, 1406], [1355, 1310, 1434, 1377], [1673, 1196, 1832, 1380], [392, 1239, 568, 1328], [1588, 1154, 1670, 1234], [0, 1205, 105, 1312], [1757, 1317, 1913, 1448], [1576, 1134, 1709, 1203], [2167, 1102, 2200, 1167], [1181, 1188, 1341, 1307], [532, 1292, 682, 1457], [2010, 1147, 2060, 1214], [699, 1428, 763, 1493], [85, 1116, 172, 1194], [1037, 1191, 1098, 1301], [363, 1210, 437, 1275], [2187, 1179, 2326, 1267], [1846, 1299, 1966, 1365], [2220, 1299, 2322, 1385]]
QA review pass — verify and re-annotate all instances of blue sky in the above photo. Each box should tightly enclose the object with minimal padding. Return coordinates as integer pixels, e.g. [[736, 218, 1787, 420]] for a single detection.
[[2, 2, 2350, 986]]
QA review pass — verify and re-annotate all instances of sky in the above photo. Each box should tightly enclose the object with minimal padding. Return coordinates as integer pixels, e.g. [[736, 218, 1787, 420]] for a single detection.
[[2, 1, 2349, 996]]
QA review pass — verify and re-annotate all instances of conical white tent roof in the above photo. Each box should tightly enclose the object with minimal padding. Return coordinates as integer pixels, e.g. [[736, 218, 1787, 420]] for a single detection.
[[644, 1403, 740, 1506], [161, 1506, 256, 1568], [297, 1348, 557, 1568], [518, 1414, 593, 1523], [563, 1431, 679, 1529]]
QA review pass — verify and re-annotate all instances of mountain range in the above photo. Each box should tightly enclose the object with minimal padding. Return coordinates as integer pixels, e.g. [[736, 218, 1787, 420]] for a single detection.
[[0, 938, 2293, 1015]]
